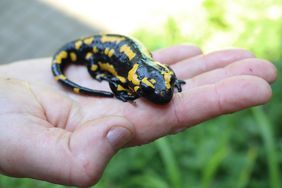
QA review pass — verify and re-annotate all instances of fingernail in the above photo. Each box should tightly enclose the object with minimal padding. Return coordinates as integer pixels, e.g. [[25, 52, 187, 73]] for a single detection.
[[107, 127, 133, 150]]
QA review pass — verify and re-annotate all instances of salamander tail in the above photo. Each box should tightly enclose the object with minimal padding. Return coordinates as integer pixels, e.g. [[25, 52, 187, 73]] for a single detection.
[[51, 63, 114, 97]]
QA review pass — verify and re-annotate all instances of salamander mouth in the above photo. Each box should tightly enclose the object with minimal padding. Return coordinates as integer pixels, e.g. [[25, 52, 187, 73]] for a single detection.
[[153, 96, 173, 104], [142, 89, 173, 104]]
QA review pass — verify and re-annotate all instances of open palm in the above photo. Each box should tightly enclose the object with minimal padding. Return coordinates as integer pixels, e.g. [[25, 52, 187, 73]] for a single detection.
[[0, 45, 276, 187]]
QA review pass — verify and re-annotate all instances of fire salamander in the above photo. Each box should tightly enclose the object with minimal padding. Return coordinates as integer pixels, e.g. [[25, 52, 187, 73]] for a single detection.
[[51, 34, 185, 104]]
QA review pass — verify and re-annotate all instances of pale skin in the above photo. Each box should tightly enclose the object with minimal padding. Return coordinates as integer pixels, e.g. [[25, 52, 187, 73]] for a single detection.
[[0, 45, 277, 187]]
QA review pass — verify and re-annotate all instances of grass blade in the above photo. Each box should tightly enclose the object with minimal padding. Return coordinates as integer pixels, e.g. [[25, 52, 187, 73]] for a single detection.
[[200, 143, 228, 188], [252, 107, 280, 188], [237, 147, 258, 188], [155, 137, 182, 188], [124, 174, 170, 188]]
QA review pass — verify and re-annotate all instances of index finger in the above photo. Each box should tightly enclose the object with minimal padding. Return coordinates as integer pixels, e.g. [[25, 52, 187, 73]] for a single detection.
[[153, 44, 202, 65]]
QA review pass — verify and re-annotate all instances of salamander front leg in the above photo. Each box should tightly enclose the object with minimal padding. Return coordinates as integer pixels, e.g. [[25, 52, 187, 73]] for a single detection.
[[109, 78, 138, 102], [175, 79, 186, 92]]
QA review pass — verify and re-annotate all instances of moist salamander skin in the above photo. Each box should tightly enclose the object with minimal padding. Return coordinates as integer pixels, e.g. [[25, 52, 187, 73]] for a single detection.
[[51, 34, 185, 104]]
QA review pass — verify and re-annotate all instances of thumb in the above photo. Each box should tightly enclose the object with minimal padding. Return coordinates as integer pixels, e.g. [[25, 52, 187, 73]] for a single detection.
[[69, 116, 134, 187]]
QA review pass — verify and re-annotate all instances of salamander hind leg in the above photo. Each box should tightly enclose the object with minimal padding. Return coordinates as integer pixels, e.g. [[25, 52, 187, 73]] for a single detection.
[[109, 77, 138, 102], [87, 60, 111, 82]]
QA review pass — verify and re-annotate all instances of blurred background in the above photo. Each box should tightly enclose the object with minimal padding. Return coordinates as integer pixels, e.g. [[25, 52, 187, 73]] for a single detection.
[[0, 0, 281, 187]]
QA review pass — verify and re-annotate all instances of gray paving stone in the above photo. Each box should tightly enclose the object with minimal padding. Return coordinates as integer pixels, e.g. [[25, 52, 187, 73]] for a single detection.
[[0, 0, 100, 64]]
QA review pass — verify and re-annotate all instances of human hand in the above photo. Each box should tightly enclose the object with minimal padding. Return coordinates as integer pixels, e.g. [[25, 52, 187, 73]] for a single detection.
[[0, 45, 276, 187]]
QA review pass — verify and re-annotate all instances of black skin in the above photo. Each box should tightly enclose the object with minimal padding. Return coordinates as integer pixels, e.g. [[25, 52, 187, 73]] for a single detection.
[[131, 62, 185, 104], [51, 34, 185, 104]]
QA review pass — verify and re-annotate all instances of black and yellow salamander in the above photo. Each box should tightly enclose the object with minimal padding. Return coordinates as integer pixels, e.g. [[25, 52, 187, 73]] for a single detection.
[[51, 34, 185, 104]]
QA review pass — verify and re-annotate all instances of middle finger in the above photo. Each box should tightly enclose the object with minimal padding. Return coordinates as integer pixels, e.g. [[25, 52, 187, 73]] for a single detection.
[[182, 58, 277, 91], [172, 49, 255, 79]]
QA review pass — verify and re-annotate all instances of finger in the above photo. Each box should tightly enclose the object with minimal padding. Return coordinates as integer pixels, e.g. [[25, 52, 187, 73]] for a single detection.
[[153, 44, 202, 65], [183, 58, 277, 90], [171, 49, 255, 79], [69, 116, 134, 186], [0, 116, 134, 187], [128, 76, 271, 145]]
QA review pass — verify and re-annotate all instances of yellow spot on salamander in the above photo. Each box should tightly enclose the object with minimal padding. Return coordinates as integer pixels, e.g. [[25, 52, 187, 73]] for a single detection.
[[54, 74, 67, 81], [55, 51, 68, 64], [73, 88, 80, 93], [70, 52, 77, 62], [154, 61, 168, 69], [117, 76, 126, 83], [104, 48, 115, 58], [142, 77, 154, 88], [101, 35, 125, 43], [75, 40, 83, 50], [98, 62, 117, 76], [85, 52, 93, 59], [117, 85, 126, 91], [91, 64, 98, 71], [84, 37, 94, 45], [108, 49, 115, 57], [104, 48, 109, 55], [134, 86, 140, 92], [93, 46, 98, 53], [120, 44, 136, 60], [153, 61, 173, 89], [150, 79, 156, 84], [163, 71, 173, 89], [128, 64, 140, 85]]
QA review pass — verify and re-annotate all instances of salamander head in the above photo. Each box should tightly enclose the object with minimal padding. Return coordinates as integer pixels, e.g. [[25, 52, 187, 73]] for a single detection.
[[136, 61, 177, 104]]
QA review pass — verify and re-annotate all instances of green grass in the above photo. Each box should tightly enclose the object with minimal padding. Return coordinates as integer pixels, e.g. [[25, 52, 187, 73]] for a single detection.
[[252, 107, 280, 188], [155, 137, 182, 188]]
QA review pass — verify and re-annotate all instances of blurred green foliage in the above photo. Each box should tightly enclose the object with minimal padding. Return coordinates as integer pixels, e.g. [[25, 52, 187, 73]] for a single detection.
[[1, 0, 281, 187]]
